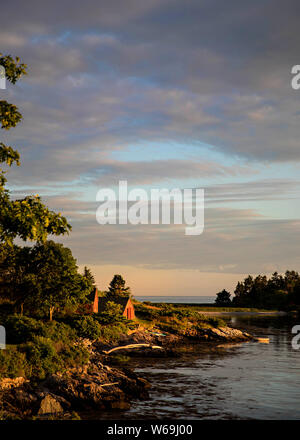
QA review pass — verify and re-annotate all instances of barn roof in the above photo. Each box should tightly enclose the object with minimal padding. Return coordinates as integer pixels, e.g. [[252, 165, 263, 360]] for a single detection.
[[98, 295, 130, 312]]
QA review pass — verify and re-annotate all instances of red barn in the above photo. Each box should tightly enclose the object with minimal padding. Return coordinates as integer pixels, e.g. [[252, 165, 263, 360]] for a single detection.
[[86, 288, 135, 319], [79, 288, 99, 314]]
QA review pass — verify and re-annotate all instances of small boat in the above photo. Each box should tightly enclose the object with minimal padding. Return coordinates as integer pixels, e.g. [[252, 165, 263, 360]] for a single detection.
[[254, 337, 270, 343], [150, 331, 166, 337]]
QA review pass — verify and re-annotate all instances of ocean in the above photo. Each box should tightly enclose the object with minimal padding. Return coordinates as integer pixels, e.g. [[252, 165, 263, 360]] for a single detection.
[[135, 295, 216, 304]]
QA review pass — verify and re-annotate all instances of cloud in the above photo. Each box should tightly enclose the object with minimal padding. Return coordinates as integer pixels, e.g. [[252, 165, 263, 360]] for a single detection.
[[1, 0, 300, 168], [53, 204, 300, 275], [34, 182, 300, 275], [2, 0, 300, 288]]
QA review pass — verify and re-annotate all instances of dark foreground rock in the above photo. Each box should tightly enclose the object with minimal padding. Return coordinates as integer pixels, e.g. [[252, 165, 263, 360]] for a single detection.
[[0, 362, 150, 419]]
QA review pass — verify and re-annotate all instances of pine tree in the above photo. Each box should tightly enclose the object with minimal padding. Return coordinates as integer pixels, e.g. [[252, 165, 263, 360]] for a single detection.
[[83, 266, 96, 287], [107, 274, 131, 297]]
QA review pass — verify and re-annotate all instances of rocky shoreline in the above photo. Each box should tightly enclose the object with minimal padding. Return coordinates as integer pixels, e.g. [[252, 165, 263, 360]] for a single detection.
[[0, 326, 253, 419]]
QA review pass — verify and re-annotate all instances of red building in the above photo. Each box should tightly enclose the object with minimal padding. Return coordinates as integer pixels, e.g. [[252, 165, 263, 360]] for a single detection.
[[86, 288, 135, 319]]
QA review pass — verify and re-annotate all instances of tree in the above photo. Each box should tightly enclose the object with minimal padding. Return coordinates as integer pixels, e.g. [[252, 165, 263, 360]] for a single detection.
[[29, 241, 92, 320], [0, 53, 71, 245], [83, 266, 96, 288], [0, 243, 34, 314], [0, 241, 91, 320], [215, 289, 231, 305], [107, 274, 131, 296], [231, 271, 300, 309]]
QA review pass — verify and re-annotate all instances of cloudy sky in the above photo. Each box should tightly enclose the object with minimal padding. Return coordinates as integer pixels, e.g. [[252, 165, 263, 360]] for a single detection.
[[2, 0, 300, 296]]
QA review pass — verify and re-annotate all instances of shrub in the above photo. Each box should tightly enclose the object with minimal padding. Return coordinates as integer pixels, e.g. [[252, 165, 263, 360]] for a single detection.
[[134, 303, 160, 320], [98, 322, 130, 343], [60, 343, 89, 369], [4, 315, 45, 344], [21, 336, 61, 379], [0, 346, 27, 378], [65, 315, 102, 339], [97, 301, 129, 325], [20, 336, 89, 379], [4, 315, 76, 344], [207, 317, 226, 327]]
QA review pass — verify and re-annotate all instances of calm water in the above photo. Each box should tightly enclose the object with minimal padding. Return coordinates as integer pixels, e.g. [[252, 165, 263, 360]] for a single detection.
[[135, 296, 216, 304], [95, 315, 300, 420]]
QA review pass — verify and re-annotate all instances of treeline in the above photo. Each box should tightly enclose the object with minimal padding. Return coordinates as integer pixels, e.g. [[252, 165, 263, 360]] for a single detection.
[[215, 271, 300, 309], [0, 241, 133, 320], [0, 241, 94, 320]]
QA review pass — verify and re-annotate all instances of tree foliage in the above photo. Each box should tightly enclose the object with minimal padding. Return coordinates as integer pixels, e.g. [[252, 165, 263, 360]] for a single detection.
[[107, 274, 131, 296], [215, 289, 231, 305], [0, 241, 92, 320], [232, 271, 300, 309], [0, 54, 27, 84], [0, 53, 71, 245], [83, 266, 96, 288]]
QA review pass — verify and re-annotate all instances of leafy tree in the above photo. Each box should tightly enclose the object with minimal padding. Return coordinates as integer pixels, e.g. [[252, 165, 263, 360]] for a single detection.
[[107, 274, 131, 296], [215, 289, 231, 305], [0, 53, 71, 245], [28, 241, 92, 320], [83, 266, 96, 288], [0, 243, 34, 314], [0, 241, 91, 320]]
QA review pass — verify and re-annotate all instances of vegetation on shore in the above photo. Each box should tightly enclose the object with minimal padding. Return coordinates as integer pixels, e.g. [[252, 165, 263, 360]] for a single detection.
[[134, 302, 226, 333], [0, 298, 228, 381], [215, 272, 300, 309]]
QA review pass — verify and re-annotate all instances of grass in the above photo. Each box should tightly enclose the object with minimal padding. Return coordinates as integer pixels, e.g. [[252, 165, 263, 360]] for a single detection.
[[134, 301, 227, 334], [146, 303, 277, 312]]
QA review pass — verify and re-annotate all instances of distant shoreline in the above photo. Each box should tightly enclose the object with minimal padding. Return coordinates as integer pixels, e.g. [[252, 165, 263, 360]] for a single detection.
[[135, 295, 215, 304], [195, 310, 287, 316]]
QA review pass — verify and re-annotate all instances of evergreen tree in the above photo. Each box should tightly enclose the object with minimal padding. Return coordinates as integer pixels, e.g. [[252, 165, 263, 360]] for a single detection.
[[83, 266, 96, 289], [215, 289, 231, 305], [107, 274, 131, 297]]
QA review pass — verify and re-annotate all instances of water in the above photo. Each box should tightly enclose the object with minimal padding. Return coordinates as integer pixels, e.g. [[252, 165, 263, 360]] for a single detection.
[[95, 315, 300, 420], [135, 296, 216, 304]]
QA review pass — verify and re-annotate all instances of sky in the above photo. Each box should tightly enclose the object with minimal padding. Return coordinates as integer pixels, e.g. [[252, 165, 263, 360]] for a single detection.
[[1, 0, 300, 297]]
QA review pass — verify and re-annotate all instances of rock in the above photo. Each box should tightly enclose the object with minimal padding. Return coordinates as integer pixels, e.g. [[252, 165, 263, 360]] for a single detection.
[[0, 377, 28, 390], [41, 364, 150, 411], [194, 326, 253, 342], [38, 394, 63, 415]]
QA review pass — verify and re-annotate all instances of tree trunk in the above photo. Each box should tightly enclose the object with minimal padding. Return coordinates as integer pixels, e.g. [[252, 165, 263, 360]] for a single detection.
[[49, 306, 54, 322], [20, 303, 23, 315]]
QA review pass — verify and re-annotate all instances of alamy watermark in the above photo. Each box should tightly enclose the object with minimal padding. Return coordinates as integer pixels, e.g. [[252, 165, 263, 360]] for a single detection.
[[291, 65, 300, 90], [96, 181, 204, 235], [291, 325, 300, 350], [0, 65, 6, 89], [0, 326, 6, 349]]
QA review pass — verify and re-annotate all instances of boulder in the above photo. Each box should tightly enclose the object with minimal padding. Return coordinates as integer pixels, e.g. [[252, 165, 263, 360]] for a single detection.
[[38, 394, 63, 415], [195, 326, 253, 341]]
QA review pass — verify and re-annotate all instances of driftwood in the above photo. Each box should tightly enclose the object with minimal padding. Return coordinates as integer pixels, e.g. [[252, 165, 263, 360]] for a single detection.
[[103, 343, 163, 355], [100, 382, 119, 387]]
